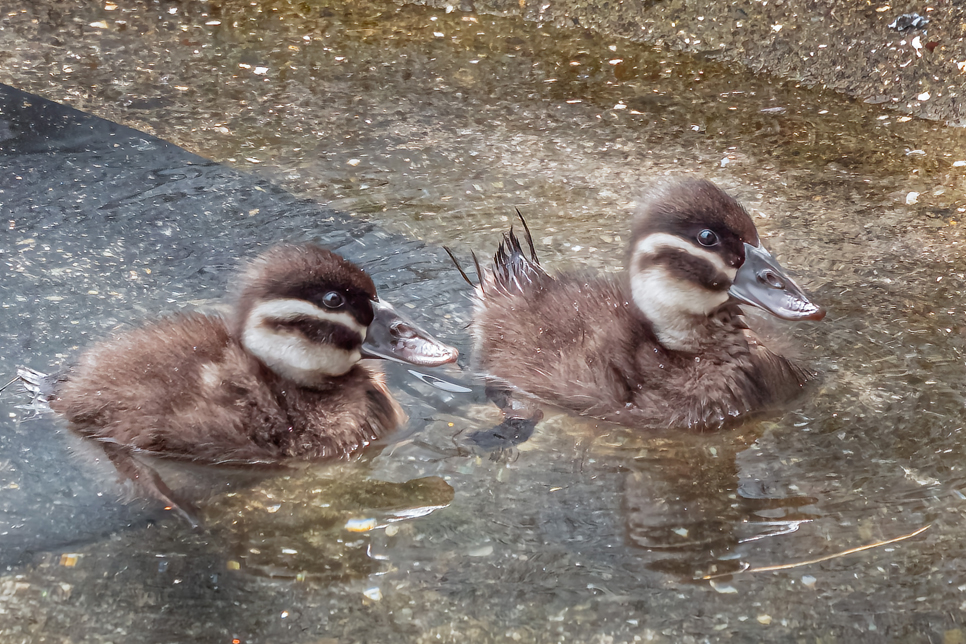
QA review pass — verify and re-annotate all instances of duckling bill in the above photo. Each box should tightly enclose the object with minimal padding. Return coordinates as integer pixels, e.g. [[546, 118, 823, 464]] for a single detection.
[[44, 243, 457, 521], [467, 179, 825, 432]]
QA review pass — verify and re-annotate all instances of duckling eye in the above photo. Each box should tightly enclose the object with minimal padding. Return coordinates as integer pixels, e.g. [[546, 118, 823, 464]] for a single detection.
[[322, 291, 345, 309], [697, 229, 719, 247]]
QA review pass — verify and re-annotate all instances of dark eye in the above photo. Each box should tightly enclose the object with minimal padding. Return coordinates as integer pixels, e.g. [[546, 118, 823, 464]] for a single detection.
[[697, 229, 719, 247], [322, 291, 345, 309]]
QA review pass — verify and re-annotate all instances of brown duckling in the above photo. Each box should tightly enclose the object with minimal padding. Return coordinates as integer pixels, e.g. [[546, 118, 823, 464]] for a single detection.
[[40, 243, 457, 521], [465, 179, 825, 432]]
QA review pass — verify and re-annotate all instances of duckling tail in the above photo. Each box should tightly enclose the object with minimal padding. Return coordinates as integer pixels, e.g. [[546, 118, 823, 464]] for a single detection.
[[515, 208, 539, 263], [492, 209, 548, 295], [443, 246, 482, 293]]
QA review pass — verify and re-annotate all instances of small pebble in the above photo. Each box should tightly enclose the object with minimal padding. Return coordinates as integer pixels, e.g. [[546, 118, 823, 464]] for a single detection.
[[346, 518, 377, 532], [710, 580, 738, 594], [59, 554, 79, 567], [467, 544, 494, 557]]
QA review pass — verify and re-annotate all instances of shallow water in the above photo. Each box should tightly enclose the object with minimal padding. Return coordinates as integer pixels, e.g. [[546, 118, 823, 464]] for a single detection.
[[4, 0, 966, 642]]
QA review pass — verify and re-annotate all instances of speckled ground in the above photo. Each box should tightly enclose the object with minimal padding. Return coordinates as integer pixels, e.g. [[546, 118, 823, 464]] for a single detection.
[[417, 0, 966, 124]]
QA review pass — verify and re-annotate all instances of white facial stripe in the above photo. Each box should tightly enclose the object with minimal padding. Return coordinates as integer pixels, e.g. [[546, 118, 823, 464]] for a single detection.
[[632, 233, 738, 281], [243, 326, 362, 382], [247, 298, 368, 341], [630, 267, 730, 351], [241, 298, 368, 383]]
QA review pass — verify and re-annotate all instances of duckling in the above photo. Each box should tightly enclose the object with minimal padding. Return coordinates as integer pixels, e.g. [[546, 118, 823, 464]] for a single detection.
[[41, 243, 457, 521], [51, 243, 458, 460], [464, 179, 825, 432]]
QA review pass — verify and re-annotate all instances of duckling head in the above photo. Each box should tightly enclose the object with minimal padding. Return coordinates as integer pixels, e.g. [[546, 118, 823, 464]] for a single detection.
[[234, 244, 457, 387], [629, 179, 824, 351]]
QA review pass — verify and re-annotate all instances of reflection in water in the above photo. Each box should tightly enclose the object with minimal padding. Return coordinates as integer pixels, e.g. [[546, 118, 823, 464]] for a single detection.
[[618, 429, 820, 579], [203, 472, 455, 581]]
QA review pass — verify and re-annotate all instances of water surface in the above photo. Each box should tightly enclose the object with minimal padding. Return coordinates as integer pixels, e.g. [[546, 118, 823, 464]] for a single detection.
[[3, 0, 966, 642]]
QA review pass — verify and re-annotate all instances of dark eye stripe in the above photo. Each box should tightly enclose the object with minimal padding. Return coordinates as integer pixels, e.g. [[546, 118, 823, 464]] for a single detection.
[[637, 248, 731, 292], [276, 283, 375, 327], [264, 316, 363, 352]]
